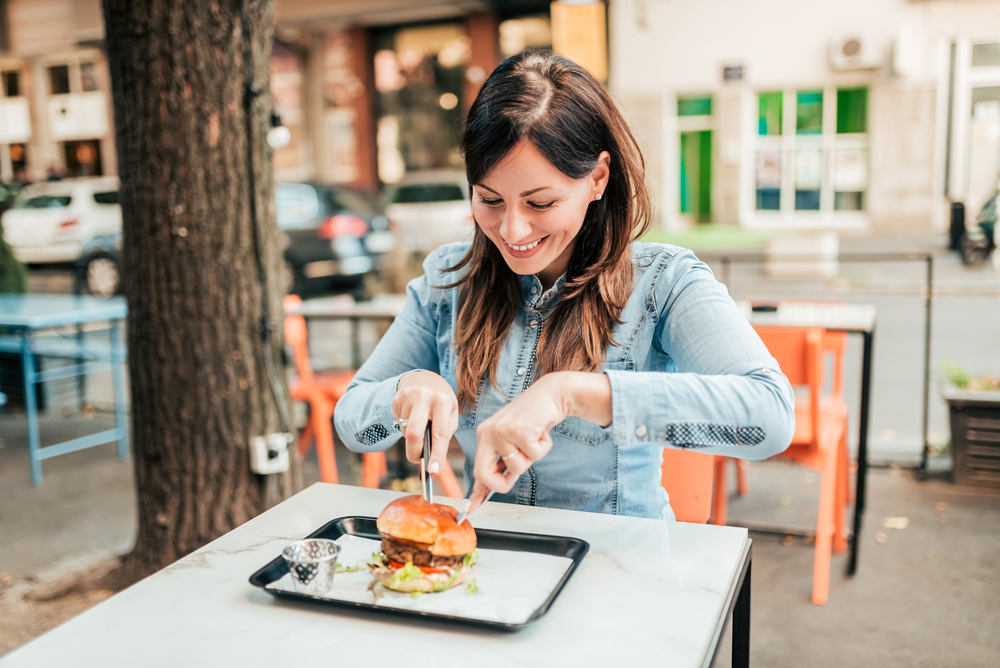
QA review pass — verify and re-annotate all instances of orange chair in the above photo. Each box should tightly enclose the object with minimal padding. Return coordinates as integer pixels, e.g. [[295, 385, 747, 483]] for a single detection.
[[284, 295, 465, 497], [744, 326, 850, 605], [661, 449, 716, 523], [710, 458, 749, 526]]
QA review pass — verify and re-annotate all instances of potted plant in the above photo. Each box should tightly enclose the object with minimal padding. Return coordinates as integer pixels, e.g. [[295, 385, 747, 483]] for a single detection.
[[942, 364, 1000, 488]]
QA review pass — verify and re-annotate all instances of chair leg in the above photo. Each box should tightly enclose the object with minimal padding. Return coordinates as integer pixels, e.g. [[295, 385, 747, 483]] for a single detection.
[[437, 464, 465, 498], [736, 459, 749, 497], [834, 428, 849, 555], [710, 456, 729, 526], [812, 441, 839, 605], [297, 421, 314, 459], [361, 452, 386, 489], [311, 404, 339, 484]]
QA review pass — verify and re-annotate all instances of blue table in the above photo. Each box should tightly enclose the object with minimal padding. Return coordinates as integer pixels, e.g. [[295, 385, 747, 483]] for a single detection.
[[0, 294, 129, 485]]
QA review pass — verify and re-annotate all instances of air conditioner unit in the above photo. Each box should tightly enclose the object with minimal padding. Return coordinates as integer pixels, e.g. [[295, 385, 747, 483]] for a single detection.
[[829, 35, 884, 71]]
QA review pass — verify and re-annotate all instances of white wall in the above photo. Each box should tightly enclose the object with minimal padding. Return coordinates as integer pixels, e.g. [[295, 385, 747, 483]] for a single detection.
[[609, 0, 1000, 233]]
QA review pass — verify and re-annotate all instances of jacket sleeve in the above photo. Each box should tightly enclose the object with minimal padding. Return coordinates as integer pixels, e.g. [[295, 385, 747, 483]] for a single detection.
[[604, 250, 795, 460], [333, 252, 447, 453]]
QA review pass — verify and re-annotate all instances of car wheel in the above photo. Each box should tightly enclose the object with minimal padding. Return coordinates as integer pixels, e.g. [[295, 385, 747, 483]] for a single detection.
[[86, 255, 121, 297], [960, 233, 991, 266]]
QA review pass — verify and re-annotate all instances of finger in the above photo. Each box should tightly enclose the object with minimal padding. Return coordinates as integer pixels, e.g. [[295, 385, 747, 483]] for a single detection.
[[497, 450, 533, 481], [466, 481, 491, 515], [474, 449, 519, 495], [428, 398, 453, 476], [403, 399, 430, 463]]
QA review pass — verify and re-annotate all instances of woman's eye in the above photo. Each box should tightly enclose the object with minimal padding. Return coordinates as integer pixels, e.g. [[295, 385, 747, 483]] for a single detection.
[[480, 197, 502, 207], [529, 201, 554, 211]]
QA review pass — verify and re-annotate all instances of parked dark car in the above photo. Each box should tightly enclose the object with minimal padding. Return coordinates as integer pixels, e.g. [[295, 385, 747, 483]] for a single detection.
[[275, 182, 395, 299], [74, 232, 122, 297]]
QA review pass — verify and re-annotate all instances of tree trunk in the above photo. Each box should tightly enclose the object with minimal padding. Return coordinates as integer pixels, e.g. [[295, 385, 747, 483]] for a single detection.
[[103, 0, 296, 582]]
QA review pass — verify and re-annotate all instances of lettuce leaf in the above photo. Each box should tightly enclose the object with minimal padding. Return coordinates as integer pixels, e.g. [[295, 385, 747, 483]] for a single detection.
[[463, 550, 479, 568], [389, 561, 424, 589], [466, 578, 480, 595]]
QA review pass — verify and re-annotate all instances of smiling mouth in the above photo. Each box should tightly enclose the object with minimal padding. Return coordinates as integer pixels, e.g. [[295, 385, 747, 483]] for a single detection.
[[504, 237, 546, 252]]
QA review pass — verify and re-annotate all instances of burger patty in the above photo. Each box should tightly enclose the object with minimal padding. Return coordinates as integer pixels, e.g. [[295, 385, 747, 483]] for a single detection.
[[380, 535, 466, 569]]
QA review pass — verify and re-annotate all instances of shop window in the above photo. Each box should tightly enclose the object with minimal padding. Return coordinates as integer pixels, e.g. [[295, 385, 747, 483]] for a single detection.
[[80, 62, 99, 92], [678, 96, 712, 117], [49, 65, 70, 95], [972, 42, 1000, 68], [755, 149, 781, 210], [499, 16, 552, 57], [796, 91, 823, 135], [1, 71, 19, 97], [758, 92, 782, 136], [836, 87, 867, 134], [794, 146, 823, 210]]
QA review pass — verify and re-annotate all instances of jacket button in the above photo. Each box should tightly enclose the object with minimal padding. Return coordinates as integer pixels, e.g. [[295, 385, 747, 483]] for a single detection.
[[762, 368, 772, 375], [531, 286, 538, 294], [529, 320, 538, 327], [517, 368, 526, 376], [635, 424, 647, 438]]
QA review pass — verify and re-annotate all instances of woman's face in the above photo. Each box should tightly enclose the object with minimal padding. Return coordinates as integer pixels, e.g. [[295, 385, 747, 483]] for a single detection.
[[471, 140, 610, 290]]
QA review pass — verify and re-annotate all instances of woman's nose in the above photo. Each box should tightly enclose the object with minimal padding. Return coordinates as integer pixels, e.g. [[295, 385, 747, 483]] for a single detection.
[[501, 205, 532, 242]]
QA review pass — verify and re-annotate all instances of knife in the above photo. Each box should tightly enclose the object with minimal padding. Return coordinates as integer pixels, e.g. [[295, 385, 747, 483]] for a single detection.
[[455, 489, 494, 526], [421, 423, 434, 506]]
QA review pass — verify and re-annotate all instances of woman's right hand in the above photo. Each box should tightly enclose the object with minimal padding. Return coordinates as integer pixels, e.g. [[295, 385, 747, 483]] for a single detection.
[[392, 370, 458, 480]]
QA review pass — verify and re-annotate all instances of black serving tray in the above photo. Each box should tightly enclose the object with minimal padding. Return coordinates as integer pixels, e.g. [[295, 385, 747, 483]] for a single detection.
[[249, 516, 589, 631]]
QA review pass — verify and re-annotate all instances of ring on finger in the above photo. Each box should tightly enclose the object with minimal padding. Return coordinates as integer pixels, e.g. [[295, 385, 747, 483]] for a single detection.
[[501, 451, 519, 462], [397, 418, 409, 428]]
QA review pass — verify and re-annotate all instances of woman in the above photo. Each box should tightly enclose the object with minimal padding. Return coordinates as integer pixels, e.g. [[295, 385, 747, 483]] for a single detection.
[[335, 51, 794, 520]]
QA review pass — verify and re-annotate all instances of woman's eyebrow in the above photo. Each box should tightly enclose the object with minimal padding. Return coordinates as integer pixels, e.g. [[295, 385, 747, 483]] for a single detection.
[[473, 184, 553, 197]]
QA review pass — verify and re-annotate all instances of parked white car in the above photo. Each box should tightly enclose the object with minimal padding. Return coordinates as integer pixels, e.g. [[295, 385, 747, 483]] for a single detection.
[[1, 177, 121, 264], [383, 171, 474, 253]]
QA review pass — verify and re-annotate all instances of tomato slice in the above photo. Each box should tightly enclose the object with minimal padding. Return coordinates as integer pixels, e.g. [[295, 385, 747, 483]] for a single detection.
[[386, 559, 449, 574]]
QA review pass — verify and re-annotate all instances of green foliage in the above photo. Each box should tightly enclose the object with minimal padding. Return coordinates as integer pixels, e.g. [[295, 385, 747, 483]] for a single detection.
[[942, 363, 1000, 391], [0, 222, 27, 294]]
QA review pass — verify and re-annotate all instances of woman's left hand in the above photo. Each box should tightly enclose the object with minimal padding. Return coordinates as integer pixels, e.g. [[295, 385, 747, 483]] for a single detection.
[[468, 371, 612, 511]]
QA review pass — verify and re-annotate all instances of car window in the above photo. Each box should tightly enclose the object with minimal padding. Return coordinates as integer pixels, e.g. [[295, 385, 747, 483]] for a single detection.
[[324, 189, 376, 216], [15, 195, 72, 209], [93, 191, 120, 205], [390, 184, 466, 204]]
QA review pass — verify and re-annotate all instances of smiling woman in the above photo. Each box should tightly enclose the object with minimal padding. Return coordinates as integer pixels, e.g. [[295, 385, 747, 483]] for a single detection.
[[334, 51, 795, 522]]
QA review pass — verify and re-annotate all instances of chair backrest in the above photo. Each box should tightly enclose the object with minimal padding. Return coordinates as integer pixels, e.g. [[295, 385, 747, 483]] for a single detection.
[[824, 331, 847, 401], [753, 326, 824, 447], [283, 294, 314, 385], [661, 449, 715, 523]]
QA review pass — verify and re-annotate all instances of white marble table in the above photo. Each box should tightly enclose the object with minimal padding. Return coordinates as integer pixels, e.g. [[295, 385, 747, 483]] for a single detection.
[[1, 484, 752, 668]]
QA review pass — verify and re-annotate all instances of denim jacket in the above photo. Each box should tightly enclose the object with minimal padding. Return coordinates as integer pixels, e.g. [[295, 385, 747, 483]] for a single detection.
[[334, 241, 794, 520]]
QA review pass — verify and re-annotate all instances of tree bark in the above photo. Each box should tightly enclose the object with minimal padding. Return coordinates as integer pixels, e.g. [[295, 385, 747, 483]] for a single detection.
[[102, 0, 296, 582]]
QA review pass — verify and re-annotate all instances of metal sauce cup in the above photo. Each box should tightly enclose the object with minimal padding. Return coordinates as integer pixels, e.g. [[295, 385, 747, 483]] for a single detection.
[[282, 538, 340, 596]]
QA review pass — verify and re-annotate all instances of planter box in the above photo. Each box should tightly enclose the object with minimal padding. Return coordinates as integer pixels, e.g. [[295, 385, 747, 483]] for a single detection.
[[944, 384, 1000, 488]]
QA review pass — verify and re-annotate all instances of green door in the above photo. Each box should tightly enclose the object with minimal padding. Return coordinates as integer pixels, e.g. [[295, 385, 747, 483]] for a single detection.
[[679, 130, 713, 223]]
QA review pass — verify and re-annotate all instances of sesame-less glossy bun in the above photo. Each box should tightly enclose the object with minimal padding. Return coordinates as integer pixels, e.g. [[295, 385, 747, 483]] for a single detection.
[[376, 495, 477, 556]]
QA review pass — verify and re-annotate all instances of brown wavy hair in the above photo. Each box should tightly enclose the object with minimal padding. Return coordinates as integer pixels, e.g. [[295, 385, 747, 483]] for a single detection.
[[445, 51, 652, 412]]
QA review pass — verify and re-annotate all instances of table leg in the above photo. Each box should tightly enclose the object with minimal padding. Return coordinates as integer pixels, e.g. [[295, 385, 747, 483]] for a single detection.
[[76, 323, 87, 410], [351, 317, 361, 369], [848, 328, 874, 576], [21, 332, 42, 485], [733, 555, 751, 668], [111, 321, 130, 461]]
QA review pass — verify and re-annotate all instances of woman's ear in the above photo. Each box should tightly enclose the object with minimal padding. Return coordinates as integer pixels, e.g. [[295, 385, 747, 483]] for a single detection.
[[592, 151, 611, 198]]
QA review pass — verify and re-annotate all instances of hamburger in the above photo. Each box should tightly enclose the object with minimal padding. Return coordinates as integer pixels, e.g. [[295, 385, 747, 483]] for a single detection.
[[369, 495, 478, 593]]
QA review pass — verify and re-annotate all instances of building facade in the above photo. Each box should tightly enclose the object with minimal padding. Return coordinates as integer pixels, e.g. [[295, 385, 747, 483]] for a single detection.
[[0, 0, 114, 183], [610, 0, 1000, 233]]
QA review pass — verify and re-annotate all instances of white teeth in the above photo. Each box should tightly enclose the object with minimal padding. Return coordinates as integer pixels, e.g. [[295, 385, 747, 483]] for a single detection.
[[508, 239, 541, 251]]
